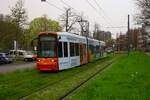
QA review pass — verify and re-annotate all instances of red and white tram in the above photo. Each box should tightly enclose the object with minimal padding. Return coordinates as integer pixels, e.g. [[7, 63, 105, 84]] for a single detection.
[[36, 32, 105, 71]]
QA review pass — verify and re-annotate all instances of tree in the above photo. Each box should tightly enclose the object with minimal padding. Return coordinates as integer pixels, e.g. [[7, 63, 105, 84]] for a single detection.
[[60, 8, 81, 32], [29, 17, 50, 34], [24, 16, 62, 49], [135, 0, 150, 25], [10, 0, 27, 26], [10, 0, 27, 50], [50, 20, 62, 32], [106, 39, 115, 47], [29, 16, 62, 34], [0, 16, 20, 51]]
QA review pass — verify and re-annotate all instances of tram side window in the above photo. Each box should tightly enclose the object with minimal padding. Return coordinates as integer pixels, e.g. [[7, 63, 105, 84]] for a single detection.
[[58, 42, 63, 57], [70, 43, 75, 57], [75, 43, 79, 56], [64, 42, 68, 57]]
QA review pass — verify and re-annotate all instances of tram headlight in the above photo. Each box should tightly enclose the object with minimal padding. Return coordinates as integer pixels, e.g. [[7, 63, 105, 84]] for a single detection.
[[51, 59, 54, 62], [38, 59, 41, 62]]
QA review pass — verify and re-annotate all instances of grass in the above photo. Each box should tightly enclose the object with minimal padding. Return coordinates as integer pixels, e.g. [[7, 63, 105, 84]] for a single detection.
[[68, 52, 150, 100], [0, 54, 116, 100]]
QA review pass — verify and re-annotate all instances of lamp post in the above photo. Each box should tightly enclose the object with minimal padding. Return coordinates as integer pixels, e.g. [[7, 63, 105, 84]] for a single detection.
[[127, 14, 130, 55]]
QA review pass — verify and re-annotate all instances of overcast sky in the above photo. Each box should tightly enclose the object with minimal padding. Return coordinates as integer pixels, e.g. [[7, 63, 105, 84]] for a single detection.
[[0, 0, 139, 38]]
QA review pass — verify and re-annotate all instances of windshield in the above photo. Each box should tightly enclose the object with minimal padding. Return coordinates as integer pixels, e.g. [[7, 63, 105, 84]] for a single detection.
[[38, 35, 56, 58]]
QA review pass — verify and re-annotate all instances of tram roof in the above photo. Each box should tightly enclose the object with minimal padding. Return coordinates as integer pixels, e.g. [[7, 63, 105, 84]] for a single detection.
[[57, 32, 86, 39], [38, 32, 105, 44]]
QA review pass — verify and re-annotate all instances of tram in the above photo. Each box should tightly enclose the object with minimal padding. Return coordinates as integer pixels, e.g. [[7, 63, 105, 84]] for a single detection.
[[36, 32, 106, 71]]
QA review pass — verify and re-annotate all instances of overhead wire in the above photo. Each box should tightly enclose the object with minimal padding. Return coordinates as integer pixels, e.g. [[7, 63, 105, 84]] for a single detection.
[[60, 0, 81, 13], [103, 26, 127, 28], [60, 0, 73, 9], [44, 0, 126, 30], [45, 0, 65, 12], [86, 0, 113, 27], [45, 0, 126, 34], [93, 0, 114, 26]]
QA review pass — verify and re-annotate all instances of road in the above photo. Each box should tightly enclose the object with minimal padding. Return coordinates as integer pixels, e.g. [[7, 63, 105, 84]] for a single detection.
[[0, 62, 36, 73]]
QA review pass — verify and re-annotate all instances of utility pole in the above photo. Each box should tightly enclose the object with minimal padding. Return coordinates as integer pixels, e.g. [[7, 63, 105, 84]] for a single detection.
[[78, 17, 84, 36], [66, 8, 71, 32], [78, 19, 89, 37], [87, 21, 89, 37], [127, 14, 130, 55]]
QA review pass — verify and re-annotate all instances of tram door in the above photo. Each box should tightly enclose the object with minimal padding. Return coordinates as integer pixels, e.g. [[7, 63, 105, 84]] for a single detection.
[[80, 44, 87, 65], [58, 42, 70, 70]]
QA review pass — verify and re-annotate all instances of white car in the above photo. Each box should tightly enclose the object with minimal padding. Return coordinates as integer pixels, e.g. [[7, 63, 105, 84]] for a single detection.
[[105, 47, 113, 53], [24, 51, 35, 61], [9, 50, 35, 61]]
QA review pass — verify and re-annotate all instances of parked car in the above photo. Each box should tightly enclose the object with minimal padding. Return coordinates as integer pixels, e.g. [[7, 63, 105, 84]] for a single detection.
[[9, 50, 35, 61], [105, 47, 113, 53], [24, 51, 36, 61], [0, 53, 13, 64]]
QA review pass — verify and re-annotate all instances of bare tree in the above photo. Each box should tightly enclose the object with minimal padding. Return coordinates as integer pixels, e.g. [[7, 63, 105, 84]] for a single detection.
[[135, 0, 150, 25], [59, 8, 81, 32]]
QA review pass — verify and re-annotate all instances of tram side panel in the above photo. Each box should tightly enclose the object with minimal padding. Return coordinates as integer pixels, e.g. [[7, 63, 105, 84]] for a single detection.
[[87, 39, 97, 62], [69, 42, 80, 68], [57, 35, 80, 70], [87, 39, 103, 62], [58, 41, 71, 70], [80, 43, 88, 65]]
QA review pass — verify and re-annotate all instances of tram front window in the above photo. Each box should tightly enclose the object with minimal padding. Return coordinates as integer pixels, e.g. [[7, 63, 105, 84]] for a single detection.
[[38, 35, 56, 58]]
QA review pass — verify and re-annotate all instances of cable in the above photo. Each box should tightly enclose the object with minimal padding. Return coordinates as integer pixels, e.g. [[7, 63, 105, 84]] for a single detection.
[[45, 1, 65, 12], [60, 0, 72, 9], [103, 26, 127, 29], [93, 0, 114, 25], [86, 0, 113, 27], [60, 0, 79, 12]]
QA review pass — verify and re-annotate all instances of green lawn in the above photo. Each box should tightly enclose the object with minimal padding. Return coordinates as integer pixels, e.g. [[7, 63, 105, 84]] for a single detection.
[[68, 52, 150, 100], [0, 54, 116, 100]]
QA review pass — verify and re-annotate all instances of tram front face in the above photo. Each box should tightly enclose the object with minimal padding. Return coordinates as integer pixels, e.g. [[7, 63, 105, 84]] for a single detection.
[[37, 34, 58, 71]]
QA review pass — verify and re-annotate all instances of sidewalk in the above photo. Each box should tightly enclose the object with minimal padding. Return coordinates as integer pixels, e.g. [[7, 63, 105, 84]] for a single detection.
[[0, 62, 36, 73]]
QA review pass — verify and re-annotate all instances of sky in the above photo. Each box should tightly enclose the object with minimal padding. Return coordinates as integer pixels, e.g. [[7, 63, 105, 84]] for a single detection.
[[0, 0, 139, 38]]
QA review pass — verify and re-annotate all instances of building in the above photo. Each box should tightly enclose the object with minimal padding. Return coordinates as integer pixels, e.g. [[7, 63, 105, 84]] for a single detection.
[[93, 31, 111, 42], [116, 33, 128, 51], [137, 31, 144, 49], [116, 29, 145, 51], [143, 25, 150, 50]]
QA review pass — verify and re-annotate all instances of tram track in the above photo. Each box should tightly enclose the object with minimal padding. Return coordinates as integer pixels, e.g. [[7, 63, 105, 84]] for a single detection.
[[59, 60, 115, 100], [20, 58, 106, 99], [20, 68, 88, 99], [20, 57, 116, 100]]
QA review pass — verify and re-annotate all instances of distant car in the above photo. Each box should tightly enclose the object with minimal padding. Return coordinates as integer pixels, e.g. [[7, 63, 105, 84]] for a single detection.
[[145, 48, 150, 52], [0, 53, 13, 64], [105, 47, 113, 53], [9, 50, 35, 62]]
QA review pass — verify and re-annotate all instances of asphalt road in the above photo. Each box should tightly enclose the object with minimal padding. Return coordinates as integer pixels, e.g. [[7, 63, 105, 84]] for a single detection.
[[0, 62, 36, 73]]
